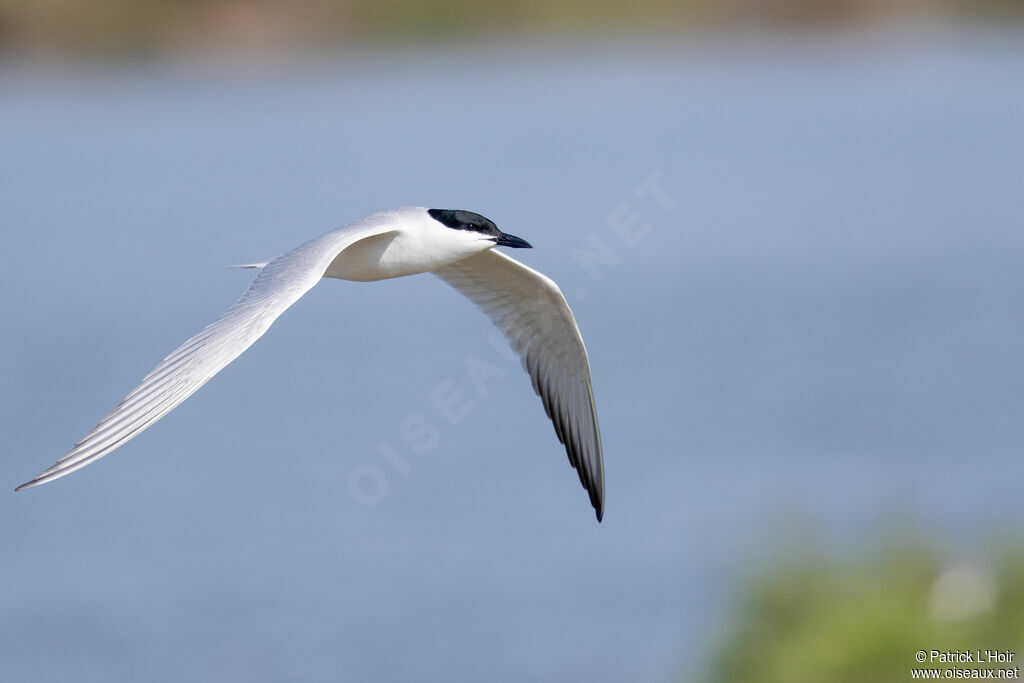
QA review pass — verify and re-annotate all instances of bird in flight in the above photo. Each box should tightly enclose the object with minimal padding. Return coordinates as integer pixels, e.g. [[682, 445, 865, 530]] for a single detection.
[[17, 207, 605, 521]]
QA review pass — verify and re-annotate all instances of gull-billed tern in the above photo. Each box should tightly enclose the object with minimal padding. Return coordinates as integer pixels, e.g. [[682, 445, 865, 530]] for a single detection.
[[17, 207, 605, 521]]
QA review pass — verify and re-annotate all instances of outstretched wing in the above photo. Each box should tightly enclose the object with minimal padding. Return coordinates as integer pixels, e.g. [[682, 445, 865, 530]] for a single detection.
[[433, 249, 605, 521], [17, 222, 397, 491]]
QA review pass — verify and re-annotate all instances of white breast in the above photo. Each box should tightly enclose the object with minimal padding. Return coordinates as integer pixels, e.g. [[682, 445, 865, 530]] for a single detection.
[[324, 215, 490, 282]]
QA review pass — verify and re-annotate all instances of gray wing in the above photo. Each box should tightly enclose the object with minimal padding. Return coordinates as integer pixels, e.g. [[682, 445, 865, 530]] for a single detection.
[[433, 249, 605, 521], [17, 223, 395, 491]]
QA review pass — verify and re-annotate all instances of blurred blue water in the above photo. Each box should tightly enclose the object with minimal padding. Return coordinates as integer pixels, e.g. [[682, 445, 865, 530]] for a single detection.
[[2, 31, 1023, 682]]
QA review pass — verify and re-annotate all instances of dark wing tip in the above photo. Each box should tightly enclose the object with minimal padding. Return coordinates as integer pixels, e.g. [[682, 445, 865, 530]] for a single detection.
[[569, 438, 604, 523], [552, 385, 604, 524], [589, 469, 604, 522]]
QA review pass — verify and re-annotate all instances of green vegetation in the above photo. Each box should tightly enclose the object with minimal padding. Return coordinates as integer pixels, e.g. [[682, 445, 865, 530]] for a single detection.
[[1, 0, 1022, 58], [701, 540, 1024, 683]]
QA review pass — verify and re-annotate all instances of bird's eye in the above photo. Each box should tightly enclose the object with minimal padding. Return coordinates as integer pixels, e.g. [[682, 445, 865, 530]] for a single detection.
[[466, 223, 478, 230]]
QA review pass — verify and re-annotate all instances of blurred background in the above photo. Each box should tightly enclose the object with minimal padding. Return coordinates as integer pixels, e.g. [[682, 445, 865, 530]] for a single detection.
[[2, 1, 1023, 682]]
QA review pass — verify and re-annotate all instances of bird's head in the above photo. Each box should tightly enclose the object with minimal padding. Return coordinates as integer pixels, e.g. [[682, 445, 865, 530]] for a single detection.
[[426, 208, 533, 251]]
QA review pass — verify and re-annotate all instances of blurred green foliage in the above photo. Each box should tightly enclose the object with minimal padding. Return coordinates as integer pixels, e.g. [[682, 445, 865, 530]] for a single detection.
[[1, 0, 1022, 58], [702, 541, 1024, 683]]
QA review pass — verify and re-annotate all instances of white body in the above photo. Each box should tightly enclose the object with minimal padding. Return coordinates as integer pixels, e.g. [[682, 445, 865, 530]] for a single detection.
[[323, 208, 488, 281], [17, 207, 605, 520]]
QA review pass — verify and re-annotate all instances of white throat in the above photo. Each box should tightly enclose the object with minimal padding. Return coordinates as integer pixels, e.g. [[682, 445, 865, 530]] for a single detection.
[[324, 207, 491, 282]]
